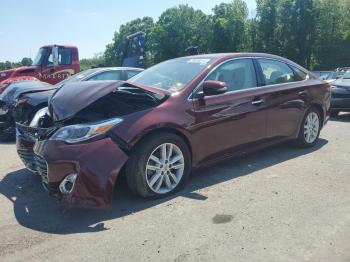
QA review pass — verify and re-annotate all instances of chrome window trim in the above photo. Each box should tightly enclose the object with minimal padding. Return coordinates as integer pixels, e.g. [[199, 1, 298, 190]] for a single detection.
[[188, 56, 310, 101]]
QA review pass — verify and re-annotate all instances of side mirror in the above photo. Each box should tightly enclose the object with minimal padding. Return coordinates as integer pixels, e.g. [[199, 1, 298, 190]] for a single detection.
[[203, 80, 228, 96], [52, 46, 59, 67]]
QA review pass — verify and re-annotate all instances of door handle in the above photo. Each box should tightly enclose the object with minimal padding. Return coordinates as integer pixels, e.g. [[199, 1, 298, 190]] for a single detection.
[[252, 99, 264, 105]]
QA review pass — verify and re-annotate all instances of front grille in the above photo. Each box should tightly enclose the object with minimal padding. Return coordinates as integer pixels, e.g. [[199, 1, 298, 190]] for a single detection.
[[17, 148, 36, 172], [19, 151, 58, 193], [34, 154, 49, 185]]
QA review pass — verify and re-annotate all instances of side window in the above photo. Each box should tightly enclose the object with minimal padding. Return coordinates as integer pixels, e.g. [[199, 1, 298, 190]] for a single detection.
[[126, 70, 141, 79], [291, 66, 309, 81], [206, 59, 257, 92], [87, 71, 122, 81], [258, 59, 295, 85], [58, 48, 72, 65]]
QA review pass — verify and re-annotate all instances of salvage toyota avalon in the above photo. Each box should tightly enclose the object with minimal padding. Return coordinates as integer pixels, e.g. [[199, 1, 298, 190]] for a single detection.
[[16, 53, 331, 209]]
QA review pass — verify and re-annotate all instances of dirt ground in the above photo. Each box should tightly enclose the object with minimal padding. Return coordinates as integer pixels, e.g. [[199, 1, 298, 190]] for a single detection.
[[1, 114, 350, 262]]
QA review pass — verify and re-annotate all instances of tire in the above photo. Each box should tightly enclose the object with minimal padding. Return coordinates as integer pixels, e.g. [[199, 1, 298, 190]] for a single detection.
[[125, 132, 191, 198], [295, 107, 321, 148], [330, 110, 339, 117]]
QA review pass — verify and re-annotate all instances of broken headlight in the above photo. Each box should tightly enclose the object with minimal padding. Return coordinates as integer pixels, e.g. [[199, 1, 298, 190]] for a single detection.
[[49, 118, 123, 144]]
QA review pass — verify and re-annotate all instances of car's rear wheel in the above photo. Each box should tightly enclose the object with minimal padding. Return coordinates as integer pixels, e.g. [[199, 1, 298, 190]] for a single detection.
[[295, 107, 321, 147], [125, 132, 191, 198]]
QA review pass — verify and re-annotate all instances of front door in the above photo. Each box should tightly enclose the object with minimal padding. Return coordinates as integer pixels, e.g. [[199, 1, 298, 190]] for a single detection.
[[190, 58, 268, 165]]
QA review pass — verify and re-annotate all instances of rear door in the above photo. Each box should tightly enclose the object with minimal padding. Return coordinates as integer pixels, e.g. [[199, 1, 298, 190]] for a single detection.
[[190, 58, 268, 164], [256, 58, 309, 139]]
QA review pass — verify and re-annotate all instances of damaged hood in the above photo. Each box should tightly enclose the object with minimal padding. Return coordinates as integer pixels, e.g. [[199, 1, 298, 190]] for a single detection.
[[49, 80, 170, 121], [0, 80, 53, 105]]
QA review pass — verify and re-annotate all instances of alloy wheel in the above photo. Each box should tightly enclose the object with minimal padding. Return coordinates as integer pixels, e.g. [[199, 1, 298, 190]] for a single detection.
[[304, 112, 320, 144], [145, 143, 185, 194]]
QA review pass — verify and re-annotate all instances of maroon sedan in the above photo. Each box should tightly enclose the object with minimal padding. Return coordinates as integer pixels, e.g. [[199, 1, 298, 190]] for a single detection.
[[16, 53, 331, 209]]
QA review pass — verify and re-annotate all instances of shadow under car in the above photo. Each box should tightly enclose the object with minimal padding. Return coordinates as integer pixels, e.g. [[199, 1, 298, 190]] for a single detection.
[[0, 139, 328, 235]]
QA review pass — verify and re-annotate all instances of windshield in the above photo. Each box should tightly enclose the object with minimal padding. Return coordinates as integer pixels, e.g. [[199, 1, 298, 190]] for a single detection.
[[32, 47, 49, 66], [129, 57, 214, 92], [342, 71, 350, 79]]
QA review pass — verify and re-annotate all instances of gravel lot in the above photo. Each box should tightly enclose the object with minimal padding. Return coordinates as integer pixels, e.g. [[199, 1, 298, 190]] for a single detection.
[[1, 114, 350, 262]]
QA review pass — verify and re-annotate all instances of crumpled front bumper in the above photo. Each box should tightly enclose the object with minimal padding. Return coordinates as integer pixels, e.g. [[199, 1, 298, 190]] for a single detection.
[[30, 137, 128, 209], [16, 131, 36, 172]]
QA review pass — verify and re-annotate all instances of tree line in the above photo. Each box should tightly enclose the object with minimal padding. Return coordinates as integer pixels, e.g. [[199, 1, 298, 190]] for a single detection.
[[0, 58, 32, 71], [1, 0, 349, 71], [102, 0, 350, 70]]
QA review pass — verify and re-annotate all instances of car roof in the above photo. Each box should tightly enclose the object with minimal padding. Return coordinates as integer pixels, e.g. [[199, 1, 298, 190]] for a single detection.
[[88, 67, 143, 72], [176, 52, 307, 71], [184, 52, 296, 61]]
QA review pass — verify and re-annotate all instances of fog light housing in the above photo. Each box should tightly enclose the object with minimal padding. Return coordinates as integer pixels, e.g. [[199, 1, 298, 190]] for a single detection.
[[59, 174, 77, 195]]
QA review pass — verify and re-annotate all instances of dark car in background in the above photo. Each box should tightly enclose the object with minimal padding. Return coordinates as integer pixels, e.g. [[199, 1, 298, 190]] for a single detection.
[[0, 67, 142, 140], [16, 53, 330, 209], [330, 70, 350, 116], [312, 70, 344, 83], [0, 79, 51, 140]]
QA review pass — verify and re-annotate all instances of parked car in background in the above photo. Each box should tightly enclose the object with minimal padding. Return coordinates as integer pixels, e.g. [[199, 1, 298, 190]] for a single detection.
[[16, 53, 330, 209], [330, 70, 350, 116], [0, 67, 142, 140], [0, 79, 52, 139], [312, 70, 344, 83], [312, 71, 333, 80]]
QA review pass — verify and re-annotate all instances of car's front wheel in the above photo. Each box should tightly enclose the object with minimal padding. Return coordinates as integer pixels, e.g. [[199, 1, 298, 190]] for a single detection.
[[295, 107, 321, 147], [125, 132, 191, 198]]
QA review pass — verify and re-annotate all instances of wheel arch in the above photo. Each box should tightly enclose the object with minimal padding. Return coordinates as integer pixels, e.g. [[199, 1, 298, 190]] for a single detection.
[[309, 103, 325, 126], [27, 102, 49, 122], [130, 127, 193, 161]]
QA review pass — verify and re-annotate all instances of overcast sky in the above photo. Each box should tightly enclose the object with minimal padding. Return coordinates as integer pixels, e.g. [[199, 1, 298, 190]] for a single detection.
[[0, 0, 256, 61]]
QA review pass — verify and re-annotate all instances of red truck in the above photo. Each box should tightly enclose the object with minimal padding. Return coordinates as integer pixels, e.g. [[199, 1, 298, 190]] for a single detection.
[[0, 45, 80, 91]]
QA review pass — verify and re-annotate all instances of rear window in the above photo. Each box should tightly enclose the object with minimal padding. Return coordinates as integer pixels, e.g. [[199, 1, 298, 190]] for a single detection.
[[258, 59, 296, 85], [291, 66, 309, 81]]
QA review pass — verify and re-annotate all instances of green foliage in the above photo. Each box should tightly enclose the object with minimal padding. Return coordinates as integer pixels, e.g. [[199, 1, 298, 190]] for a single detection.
[[104, 17, 154, 67], [106, 0, 349, 70], [211, 0, 249, 52], [0, 58, 32, 70], [20, 57, 33, 66], [312, 0, 350, 69], [4, 1, 348, 71], [150, 5, 211, 64], [80, 53, 106, 71]]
